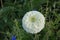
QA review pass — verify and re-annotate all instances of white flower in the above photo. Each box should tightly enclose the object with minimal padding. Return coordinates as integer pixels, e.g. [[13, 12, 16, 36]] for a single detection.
[[22, 11, 45, 34]]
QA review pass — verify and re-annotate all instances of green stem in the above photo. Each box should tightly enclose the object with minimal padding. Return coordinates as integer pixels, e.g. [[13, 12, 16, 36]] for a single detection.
[[1, 0, 3, 8], [0, 31, 11, 35], [30, 0, 33, 10], [0, 31, 6, 34], [33, 34, 39, 40], [14, 0, 16, 4], [45, 0, 49, 17]]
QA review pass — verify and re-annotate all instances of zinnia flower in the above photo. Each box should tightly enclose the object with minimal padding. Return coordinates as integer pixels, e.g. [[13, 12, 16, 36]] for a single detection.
[[22, 11, 45, 34]]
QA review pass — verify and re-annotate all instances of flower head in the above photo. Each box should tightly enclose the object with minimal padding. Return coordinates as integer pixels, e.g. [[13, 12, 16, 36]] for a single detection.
[[12, 35, 16, 40], [22, 11, 45, 34]]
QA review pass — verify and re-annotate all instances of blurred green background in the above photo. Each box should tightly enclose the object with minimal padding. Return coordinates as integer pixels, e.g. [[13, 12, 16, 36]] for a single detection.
[[0, 0, 60, 40]]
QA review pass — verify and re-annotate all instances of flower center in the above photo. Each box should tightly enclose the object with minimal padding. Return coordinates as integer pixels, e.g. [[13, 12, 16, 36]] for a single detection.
[[30, 16, 36, 22]]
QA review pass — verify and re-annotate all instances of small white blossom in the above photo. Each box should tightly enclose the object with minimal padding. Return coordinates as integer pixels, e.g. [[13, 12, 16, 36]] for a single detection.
[[22, 11, 45, 34]]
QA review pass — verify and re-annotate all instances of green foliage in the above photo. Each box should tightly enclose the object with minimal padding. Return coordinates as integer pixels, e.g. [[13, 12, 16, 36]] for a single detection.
[[0, 0, 60, 40]]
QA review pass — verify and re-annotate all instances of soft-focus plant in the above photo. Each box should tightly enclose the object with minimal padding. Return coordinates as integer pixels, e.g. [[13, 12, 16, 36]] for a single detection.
[[0, 0, 60, 40]]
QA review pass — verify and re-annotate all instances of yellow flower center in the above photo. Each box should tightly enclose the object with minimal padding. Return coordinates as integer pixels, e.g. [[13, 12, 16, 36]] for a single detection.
[[30, 16, 36, 22]]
